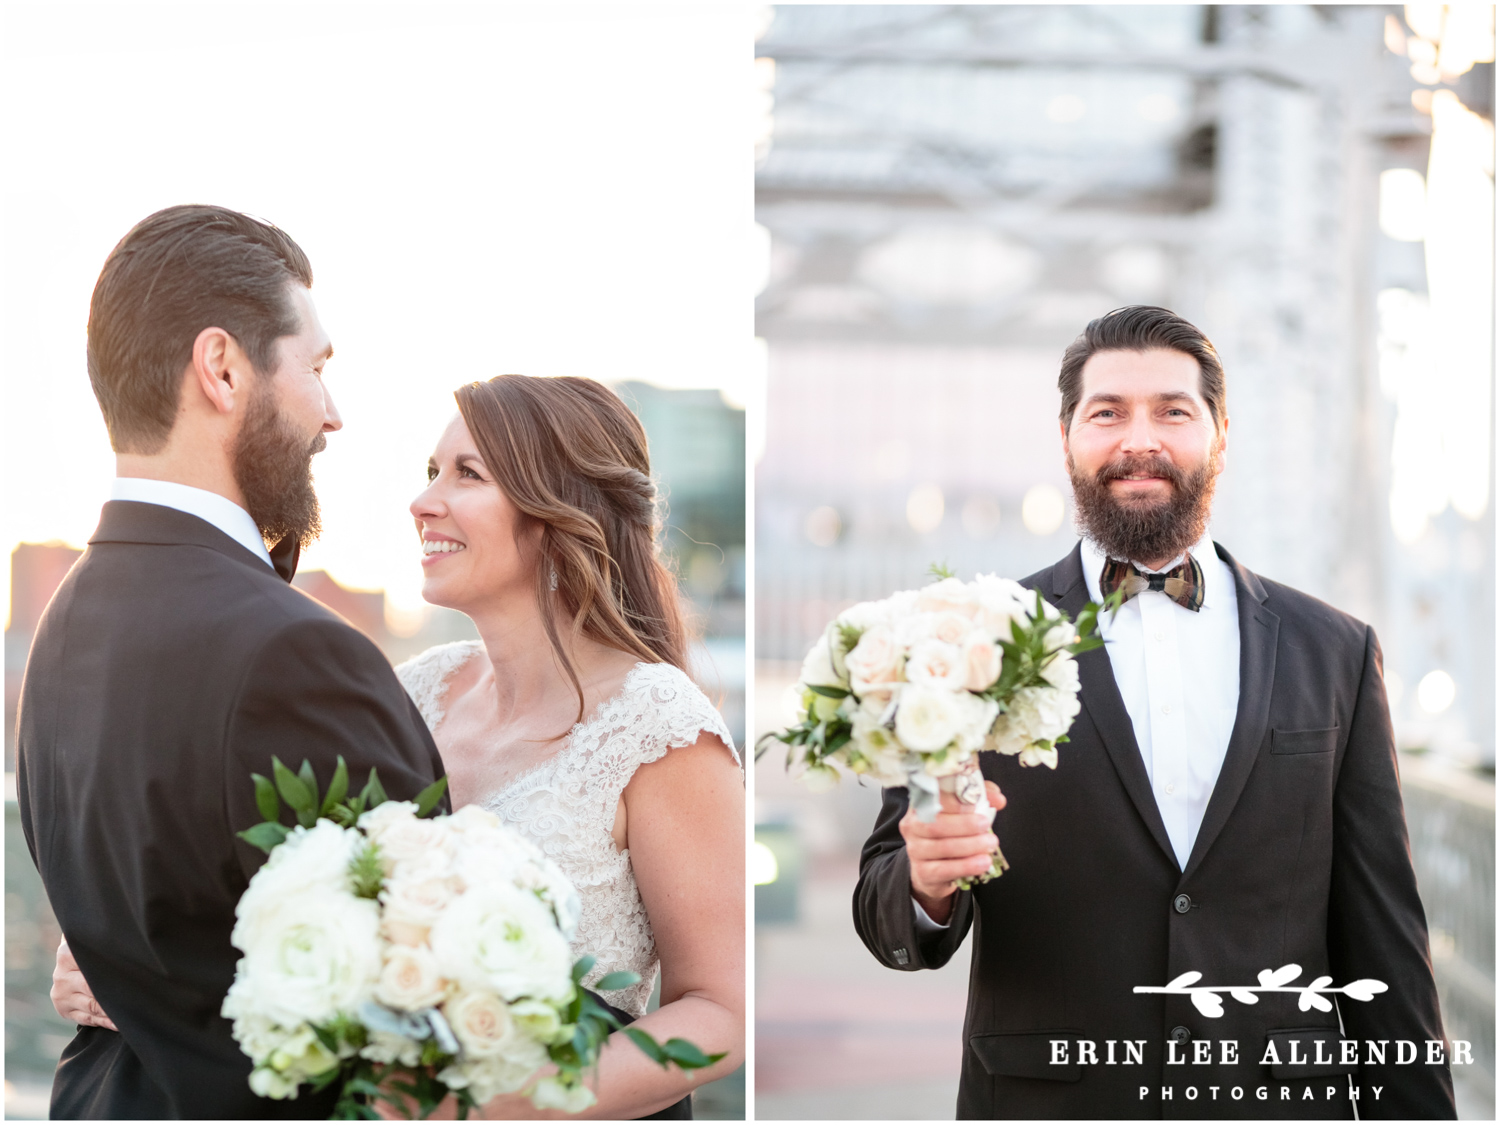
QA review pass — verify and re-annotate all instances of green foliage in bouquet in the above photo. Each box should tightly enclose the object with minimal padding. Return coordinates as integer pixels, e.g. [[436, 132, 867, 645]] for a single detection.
[[233, 762, 724, 1120]]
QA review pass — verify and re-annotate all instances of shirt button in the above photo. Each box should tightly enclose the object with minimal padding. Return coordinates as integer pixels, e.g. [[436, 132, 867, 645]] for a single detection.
[[1165, 782, 1176, 795], [1154, 631, 1165, 642], [1174, 894, 1193, 914], [1161, 704, 1172, 715]]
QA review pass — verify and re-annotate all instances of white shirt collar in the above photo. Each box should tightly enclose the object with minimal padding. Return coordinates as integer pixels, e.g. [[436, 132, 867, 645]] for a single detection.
[[1080, 530, 1219, 606], [110, 478, 274, 570]]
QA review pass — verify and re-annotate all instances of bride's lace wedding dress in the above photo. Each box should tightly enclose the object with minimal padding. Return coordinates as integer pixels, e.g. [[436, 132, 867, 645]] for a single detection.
[[396, 641, 738, 1018]]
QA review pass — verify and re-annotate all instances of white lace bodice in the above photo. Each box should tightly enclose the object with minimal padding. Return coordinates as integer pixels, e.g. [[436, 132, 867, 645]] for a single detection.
[[395, 641, 738, 1017]]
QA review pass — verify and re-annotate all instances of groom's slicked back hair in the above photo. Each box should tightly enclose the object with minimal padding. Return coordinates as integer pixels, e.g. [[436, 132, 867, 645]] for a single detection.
[[1058, 305, 1227, 432], [87, 204, 313, 453]]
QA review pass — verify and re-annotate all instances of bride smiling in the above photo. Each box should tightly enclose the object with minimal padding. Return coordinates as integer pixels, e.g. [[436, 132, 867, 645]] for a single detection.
[[393, 374, 744, 1119]]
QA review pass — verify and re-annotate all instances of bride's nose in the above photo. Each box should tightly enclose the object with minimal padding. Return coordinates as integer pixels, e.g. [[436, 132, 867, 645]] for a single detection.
[[410, 480, 445, 522]]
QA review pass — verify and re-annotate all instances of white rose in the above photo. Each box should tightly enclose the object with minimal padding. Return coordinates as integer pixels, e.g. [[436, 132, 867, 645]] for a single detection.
[[375, 943, 449, 1011], [447, 1055, 545, 1104], [952, 692, 1000, 753], [446, 988, 519, 1059], [374, 814, 456, 873], [798, 631, 843, 690], [893, 684, 963, 752], [429, 882, 574, 1003], [927, 611, 973, 646], [446, 803, 504, 837], [836, 598, 892, 632], [961, 633, 1002, 692], [381, 869, 460, 933], [531, 1076, 597, 1113], [249, 1066, 299, 1100], [904, 640, 967, 692], [973, 574, 1030, 638], [844, 625, 902, 695], [356, 800, 419, 840], [916, 577, 979, 619], [226, 887, 382, 1029]]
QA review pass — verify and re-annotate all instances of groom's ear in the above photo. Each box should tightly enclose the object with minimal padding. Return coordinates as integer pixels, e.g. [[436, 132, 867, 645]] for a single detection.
[[189, 326, 254, 417]]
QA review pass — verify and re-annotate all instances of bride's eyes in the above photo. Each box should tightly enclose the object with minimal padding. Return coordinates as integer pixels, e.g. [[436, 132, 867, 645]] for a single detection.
[[459, 465, 483, 481]]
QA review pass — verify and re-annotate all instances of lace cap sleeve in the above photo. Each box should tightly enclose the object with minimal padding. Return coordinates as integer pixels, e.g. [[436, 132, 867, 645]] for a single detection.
[[394, 640, 481, 732], [575, 664, 740, 807]]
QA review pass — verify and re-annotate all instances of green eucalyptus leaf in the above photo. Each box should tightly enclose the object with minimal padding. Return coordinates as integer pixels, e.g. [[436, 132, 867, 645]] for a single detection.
[[572, 955, 597, 984], [624, 1027, 671, 1067], [662, 1038, 726, 1069]]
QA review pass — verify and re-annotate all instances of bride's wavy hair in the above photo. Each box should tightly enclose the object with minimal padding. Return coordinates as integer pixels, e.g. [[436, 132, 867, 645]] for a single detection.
[[454, 375, 690, 720]]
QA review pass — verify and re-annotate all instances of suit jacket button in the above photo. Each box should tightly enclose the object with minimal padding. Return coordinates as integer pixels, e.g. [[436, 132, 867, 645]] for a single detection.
[[893, 947, 910, 965], [1173, 893, 1192, 914], [1171, 1025, 1192, 1045]]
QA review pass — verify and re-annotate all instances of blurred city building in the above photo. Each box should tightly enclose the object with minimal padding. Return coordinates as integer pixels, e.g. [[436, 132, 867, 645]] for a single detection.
[[5, 385, 745, 1118], [754, 5, 1493, 1118]]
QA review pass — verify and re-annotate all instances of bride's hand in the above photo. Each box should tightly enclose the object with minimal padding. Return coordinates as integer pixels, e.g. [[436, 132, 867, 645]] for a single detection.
[[51, 938, 117, 1030]]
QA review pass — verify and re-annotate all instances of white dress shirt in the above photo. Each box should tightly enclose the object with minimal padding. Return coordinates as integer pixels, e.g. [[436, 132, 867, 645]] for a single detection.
[[913, 531, 1241, 929], [110, 477, 274, 571], [1080, 531, 1240, 870]]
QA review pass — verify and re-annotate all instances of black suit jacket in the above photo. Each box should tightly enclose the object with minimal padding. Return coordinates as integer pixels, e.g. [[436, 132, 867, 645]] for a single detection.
[[16, 501, 450, 1119], [853, 542, 1455, 1119]]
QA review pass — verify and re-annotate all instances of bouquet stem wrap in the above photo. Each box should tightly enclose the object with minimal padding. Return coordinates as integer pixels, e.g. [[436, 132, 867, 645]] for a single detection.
[[938, 761, 1008, 888]]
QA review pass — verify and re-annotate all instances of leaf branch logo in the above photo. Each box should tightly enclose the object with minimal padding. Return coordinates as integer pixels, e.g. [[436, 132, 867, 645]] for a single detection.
[[1133, 964, 1388, 1018]]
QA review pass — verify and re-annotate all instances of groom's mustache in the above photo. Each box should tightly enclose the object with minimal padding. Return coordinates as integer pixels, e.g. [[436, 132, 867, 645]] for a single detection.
[[309, 431, 327, 457], [1096, 453, 1187, 494]]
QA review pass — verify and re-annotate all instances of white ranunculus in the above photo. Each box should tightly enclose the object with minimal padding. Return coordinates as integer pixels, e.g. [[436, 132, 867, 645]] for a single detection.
[[237, 820, 362, 909], [952, 692, 1001, 753], [375, 943, 449, 1011], [836, 598, 891, 633], [904, 640, 967, 692], [226, 885, 382, 1029], [893, 684, 964, 752], [531, 1076, 597, 1113], [249, 1065, 299, 1100], [429, 883, 574, 1004], [453, 1053, 548, 1104], [961, 633, 1002, 692], [1044, 620, 1078, 652], [845, 625, 902, 695]]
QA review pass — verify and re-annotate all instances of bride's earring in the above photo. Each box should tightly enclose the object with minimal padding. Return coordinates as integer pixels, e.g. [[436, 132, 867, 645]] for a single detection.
[[549, 568, 559, 591]]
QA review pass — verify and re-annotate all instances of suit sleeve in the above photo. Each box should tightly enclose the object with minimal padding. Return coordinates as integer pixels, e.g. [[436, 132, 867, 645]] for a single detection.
[[853, 785, 975, 971], [224, 617, 450, 881], [1327, 626, 1455, 1119]]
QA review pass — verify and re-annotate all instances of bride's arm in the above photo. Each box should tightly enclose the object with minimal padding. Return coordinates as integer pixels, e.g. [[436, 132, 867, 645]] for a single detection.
[[479, 730, 746, 1120]]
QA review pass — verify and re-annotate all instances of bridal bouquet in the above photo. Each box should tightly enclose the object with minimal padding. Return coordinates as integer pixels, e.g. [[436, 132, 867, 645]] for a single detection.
[[759, 571, 1112, 884], [224, 760, 720, 1119]]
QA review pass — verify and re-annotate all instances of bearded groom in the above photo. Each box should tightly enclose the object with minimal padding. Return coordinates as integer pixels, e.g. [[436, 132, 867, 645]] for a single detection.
[[853, 306, 1455, 1119]]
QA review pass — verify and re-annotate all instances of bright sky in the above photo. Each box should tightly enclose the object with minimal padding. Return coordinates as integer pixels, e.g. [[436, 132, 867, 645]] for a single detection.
[[1, 2, 751, 619]]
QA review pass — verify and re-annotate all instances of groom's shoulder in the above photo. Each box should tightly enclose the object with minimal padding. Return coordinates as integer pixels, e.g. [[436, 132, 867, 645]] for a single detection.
[[1216, 544, 1373, 651]]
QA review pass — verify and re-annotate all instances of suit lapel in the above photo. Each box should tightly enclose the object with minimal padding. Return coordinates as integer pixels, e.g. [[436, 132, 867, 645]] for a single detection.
[[1180, 543, 1279, 881], [1042, 544, 1180, 872]]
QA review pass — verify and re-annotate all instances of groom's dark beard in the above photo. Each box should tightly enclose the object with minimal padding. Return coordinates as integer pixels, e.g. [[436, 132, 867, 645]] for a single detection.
[[1069, 451, 1217, 564], [232, 384, 325, 549]]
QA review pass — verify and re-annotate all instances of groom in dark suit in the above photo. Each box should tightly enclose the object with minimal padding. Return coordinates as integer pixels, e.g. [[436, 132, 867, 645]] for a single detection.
[[16, 205, 449, 1119], [853, 306, 1456, 1119]]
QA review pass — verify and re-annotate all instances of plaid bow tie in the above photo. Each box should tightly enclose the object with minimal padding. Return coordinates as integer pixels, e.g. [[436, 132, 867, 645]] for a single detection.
[[1100, 554, 1205, 612]]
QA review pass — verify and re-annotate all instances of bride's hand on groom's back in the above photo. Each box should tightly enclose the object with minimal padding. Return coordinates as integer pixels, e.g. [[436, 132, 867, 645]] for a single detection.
[[51, 939, 116, 1031]]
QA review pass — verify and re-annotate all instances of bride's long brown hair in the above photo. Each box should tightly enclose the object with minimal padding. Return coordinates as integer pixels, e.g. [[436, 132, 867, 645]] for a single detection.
[[454, 375, 690, 723]]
